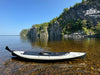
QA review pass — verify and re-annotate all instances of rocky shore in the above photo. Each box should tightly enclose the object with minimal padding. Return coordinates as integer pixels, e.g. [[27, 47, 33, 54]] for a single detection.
[[63, 31, 87, 40]]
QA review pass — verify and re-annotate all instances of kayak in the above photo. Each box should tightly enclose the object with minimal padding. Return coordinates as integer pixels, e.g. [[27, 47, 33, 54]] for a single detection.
[[5, 46, 86, 60]]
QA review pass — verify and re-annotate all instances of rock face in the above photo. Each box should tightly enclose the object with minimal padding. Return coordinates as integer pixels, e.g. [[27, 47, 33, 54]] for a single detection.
[[58, 0, 100, 25], [40, 26, 48, 41], [27, 25, 48, 41], [21, 0, 100, 40], [27, 27, 38, 40], [28, 22, 62, 41], [48, 21, 62, 40]]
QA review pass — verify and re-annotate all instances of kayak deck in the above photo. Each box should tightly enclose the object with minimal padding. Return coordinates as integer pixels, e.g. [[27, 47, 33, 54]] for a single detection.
[[23, 51, 69, 56]]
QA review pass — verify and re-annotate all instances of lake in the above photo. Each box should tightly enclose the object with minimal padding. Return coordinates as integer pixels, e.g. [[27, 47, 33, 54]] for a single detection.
[[0, 36, 100, 75]]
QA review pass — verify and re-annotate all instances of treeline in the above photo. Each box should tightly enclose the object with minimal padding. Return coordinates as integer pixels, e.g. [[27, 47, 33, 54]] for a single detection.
[[60, 19, 100, 36]]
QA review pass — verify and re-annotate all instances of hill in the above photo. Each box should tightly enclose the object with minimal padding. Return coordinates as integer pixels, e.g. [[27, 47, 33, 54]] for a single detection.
[[20, 0, 100, 40]]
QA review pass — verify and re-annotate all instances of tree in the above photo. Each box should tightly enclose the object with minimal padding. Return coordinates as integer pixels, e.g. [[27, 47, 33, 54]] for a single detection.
[[49, 17, 58, 26], [81, 20, 87, 27], [64, 8, 69, 12], [95, 22, 100, 34], [74, 19, 82, 31], [86, 20, 93, 29], [20, 29, 28, 37], [82, 0, 85, 3]]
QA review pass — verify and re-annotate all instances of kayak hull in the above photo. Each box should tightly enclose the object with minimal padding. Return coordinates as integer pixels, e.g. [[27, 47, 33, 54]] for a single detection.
[[11, 51, 86, 60], [5, 46, 86, 61]]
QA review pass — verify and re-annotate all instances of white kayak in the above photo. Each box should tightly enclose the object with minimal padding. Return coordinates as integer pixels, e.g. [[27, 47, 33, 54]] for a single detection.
[[5, 46, 86, 60]]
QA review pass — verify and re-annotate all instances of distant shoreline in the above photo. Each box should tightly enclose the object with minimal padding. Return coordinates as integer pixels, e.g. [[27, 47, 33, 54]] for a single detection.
[[0, 35, 19, 36]]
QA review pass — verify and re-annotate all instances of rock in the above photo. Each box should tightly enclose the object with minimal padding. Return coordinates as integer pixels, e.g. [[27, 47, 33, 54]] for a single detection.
[[48, 21, 62, 40], [63, 31, 87, 40]]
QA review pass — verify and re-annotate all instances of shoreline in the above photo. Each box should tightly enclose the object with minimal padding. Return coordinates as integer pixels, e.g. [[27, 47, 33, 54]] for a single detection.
[[0, 35, 19, 36]]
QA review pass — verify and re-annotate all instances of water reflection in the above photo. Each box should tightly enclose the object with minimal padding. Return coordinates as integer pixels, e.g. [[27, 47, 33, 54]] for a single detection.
[[20, 36, 28, 43], [20, 36, 100, 65], [0, 36, 100, 75]]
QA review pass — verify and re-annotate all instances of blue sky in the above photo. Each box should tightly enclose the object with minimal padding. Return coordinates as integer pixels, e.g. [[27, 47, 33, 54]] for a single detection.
[[0, 0, 82, 35]]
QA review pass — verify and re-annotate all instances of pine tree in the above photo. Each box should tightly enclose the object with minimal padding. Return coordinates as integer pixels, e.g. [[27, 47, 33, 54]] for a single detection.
[[82, 0, 85, 3]]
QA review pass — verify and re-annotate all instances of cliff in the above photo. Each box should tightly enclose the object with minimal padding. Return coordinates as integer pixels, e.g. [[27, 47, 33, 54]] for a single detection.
[[27, 23, 49, 41], [20, 0, 100, 40]]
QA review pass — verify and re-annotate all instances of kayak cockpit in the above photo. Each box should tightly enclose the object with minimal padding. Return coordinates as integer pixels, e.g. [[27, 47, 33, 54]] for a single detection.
[[23, 51, 69, 56]]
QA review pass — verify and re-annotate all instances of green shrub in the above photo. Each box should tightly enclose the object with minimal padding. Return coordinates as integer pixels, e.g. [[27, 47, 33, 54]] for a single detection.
[[95, 22, 100, 34], [20, 29, 29, 37], [61, 33, 64, 36], [63, 8, 69, 12]]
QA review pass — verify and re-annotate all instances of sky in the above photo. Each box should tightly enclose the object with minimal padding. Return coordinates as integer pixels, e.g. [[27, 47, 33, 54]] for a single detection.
[[0, 0, 82, 35]]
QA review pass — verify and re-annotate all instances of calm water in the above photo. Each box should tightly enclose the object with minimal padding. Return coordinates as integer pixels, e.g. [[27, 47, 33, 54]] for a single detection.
[[0, 36, 100, 75]]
